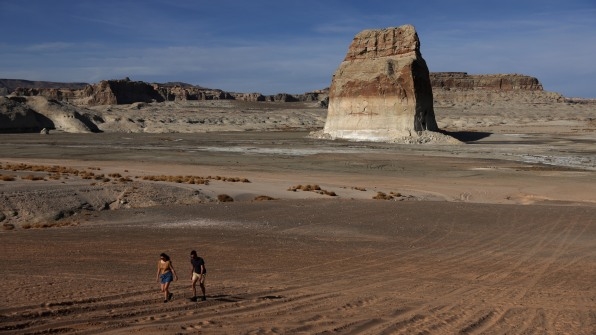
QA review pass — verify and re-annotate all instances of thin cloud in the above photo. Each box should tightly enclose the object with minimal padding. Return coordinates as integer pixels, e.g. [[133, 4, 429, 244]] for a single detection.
[[1, 1, 594, 97], [25, 42, 75, 52]]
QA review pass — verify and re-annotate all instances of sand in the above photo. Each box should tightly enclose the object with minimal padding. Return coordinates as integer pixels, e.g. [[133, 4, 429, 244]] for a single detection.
[[0, 100, 595, 334]]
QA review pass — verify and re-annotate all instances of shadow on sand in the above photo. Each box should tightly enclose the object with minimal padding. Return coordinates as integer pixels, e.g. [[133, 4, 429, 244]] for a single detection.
[[443, 131, 492, 143]]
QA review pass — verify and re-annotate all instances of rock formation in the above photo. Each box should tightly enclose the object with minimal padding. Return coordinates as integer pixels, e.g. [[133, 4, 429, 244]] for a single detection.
[[0, 79, 87, 92], [82, 78, 165, 105], [0, 96, 100, 133], [323, 24, 438, 142], [3, 77, 329, 106], [430, 72, 543, 91], [430, 72, 564, 106]]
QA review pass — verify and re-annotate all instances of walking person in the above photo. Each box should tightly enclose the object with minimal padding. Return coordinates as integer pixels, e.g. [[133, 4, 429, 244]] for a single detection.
[[189, 250, 207, 301], [156, 253, 178, 303]]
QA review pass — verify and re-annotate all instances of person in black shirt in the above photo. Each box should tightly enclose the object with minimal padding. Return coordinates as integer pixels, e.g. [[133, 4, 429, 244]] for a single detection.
[[189, 250, 207, 301]]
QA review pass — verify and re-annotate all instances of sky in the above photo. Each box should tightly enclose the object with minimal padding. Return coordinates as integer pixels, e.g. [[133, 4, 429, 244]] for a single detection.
[[1, 0, 595, 98]]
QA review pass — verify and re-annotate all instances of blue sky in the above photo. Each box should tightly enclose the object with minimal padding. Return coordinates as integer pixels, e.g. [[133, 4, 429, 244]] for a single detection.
[[1, 0, 595, 97]]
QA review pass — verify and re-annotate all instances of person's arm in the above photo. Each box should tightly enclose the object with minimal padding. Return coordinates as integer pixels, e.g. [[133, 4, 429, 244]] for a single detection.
[[170, 262, 178, 281], [156, 262, 161, 282], [190, 262, 194, 280]]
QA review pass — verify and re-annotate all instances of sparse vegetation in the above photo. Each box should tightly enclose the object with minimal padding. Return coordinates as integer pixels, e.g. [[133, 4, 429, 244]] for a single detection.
[[0, 174, 15, 181], [140, 174, 250, 185], [217, 194, 234, 202], [21, 174, 45, 181], [372, 191, 403, 200], [253, 195, 276, 201], [0, 163, 250, 187], [287, 184, 337, 196], [2, 223, 15, 230], [21, 221, 78, 229]]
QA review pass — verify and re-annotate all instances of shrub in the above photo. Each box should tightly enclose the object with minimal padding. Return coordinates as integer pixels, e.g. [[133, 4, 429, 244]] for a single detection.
[[217, 194, 234, 202], [288, 184, 336, 196], [253, 195, 276, 201], [21, 174, 45, 181], [373, 192, 394, 200], [2, 223, 15, 231]]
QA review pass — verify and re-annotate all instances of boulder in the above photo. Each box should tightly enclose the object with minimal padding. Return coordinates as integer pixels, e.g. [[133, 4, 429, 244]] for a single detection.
[[323, 24, 438, 141]]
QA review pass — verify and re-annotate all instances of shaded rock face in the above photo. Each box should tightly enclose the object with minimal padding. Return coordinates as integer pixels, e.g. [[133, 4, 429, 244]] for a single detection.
[[324, 25, 438, 142], [0, 97, 54, 133], [0, 96, 100, 133], [84, 79, 165, 105]]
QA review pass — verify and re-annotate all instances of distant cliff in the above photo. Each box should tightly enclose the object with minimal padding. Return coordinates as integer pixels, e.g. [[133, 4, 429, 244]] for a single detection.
[[2, 78, 329, 106], [429, 72, 564, 105], [0, 79, 87, 93], [430, 72, 543, 91], [1, 73, 570, 107]]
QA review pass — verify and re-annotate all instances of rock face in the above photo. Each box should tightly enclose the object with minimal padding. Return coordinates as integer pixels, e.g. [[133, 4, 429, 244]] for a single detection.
[[4, 78, 329, 106], [323, 25, 438, 141], [430, 72, 543, 91], [430, 72, 564, 106], [0, 96, 100, 133], [83, 78, 165, 105]]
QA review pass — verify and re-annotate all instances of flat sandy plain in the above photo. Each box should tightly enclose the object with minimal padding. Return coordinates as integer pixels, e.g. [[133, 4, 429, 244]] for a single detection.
[[0, 100, 595, 334]]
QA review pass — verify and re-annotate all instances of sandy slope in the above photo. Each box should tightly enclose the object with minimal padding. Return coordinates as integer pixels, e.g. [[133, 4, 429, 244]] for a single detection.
[[0, 100, 595, 334]]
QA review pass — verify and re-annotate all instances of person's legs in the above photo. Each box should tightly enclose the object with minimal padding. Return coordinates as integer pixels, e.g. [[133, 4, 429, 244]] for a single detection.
[[163, 281, 170, 301], [191, 275, 198, 300], [200, 282, 206, 299], [199, 276, 206, 300]]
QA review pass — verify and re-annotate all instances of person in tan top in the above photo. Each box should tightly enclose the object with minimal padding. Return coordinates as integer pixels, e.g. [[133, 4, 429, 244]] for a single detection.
[[156, 253, 178, 303]]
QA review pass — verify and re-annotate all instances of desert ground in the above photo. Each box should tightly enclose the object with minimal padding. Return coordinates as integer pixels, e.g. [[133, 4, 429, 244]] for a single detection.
[[0, 100, 595, 334]]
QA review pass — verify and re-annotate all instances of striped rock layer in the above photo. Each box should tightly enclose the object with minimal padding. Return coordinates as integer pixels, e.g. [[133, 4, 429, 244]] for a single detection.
[[324, 24, 438, 141]]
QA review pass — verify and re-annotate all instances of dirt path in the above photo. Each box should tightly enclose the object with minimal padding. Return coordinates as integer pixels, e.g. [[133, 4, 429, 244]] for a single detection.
[[1, 201, 595, 334]]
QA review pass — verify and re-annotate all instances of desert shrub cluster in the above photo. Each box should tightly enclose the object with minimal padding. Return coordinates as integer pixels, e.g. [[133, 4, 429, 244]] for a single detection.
[[287, 184, 337, 196], [253, 195, 276, 201], [0, 174, 16, 181], [372, 191, 402, 200], [217, 194, 234, 202], [141, 175, 250, 185], [0, 163, 114, 182], [0, 163, 247, 186], [21, 221, 79, 229], [2, 223, 15, 230]]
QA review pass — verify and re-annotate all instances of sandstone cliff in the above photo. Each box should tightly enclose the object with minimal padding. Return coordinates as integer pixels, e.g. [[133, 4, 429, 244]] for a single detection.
[[430, 72, 564, 106], [4, 78, 328, 106], [430, 72, 543, 91], [323, 25, 439, 142]]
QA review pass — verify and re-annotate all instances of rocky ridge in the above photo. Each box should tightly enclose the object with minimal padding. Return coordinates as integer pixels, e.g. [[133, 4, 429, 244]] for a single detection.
[[3, 78, 329, 106]]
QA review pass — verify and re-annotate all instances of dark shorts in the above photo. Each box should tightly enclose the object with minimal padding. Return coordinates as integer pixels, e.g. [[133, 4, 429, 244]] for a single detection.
[[160, 271, 173, 284]]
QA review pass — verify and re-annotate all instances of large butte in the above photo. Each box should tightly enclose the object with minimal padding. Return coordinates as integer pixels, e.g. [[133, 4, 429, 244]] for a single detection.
[[323, 24, 439, 142]]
